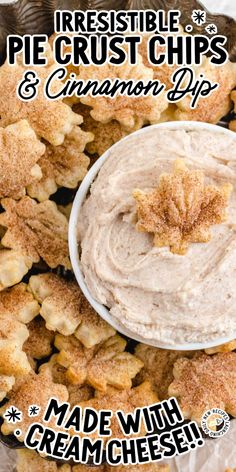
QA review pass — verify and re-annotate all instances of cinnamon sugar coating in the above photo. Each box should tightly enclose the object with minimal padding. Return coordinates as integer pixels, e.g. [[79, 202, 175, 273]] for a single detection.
[[23, 317, 54, 360], [0, 249, 33, 290], [0, 282, 39, 323], [27, 126, 92, 201], [134, 159, 232, 255], [29, 273, 115, 346], [0, 61, 81, 146], [135, 343, 195, 400], [0, 197, 70, 269], [55, 333, 143, 392], [79, 54, 167, 131], [0, 120, 45, 199], [0, 369, 68, 440], [169, 352, 236, 424]]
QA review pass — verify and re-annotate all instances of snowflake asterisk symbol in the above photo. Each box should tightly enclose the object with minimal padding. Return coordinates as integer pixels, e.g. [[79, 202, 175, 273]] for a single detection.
[[205, 24, 218, 35], [4, 406, 22, 424], [191, 10, 206, 26], [28, 405, 40, 417]]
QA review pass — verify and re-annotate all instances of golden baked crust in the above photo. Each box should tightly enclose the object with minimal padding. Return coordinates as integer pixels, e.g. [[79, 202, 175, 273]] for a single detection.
[[0, 282, 39, 323], [16, 450, 71, 471], [0, 197, 70, 269], [0, 249, 33, 290], [79, 381, 158, 441], [0, 60, 81, 146], [39, 353, 94, 405], [0, 369, 68, 440], [23, 317, 54, 360], [0, 311, 31, 376], [168, 352, 236, 424], [106, 464, 169, 471], [175, 58, 236, 123], [79, 54, 167, 131], [29, 273, 115, 346], [134, 159, 232, 254], [74, 102, 128, 156], [0, 120, 45, 199], [27, 126, 92, 202], [55, 334, 143, 392], [135, 343, 194, 400], [205, 340, 236, 355], [0, 375, 15, 401], [229, 91, 236, 132]]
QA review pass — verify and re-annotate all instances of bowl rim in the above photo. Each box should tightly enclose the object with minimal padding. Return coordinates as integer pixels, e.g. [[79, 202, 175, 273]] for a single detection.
[[69, 120, 236, 351]]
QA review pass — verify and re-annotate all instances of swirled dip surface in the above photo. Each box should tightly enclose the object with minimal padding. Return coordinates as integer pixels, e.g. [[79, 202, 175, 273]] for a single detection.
[[78, 127, 236, 345]]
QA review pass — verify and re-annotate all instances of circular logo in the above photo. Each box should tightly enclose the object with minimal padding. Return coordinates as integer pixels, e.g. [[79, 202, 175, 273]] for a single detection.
[[201, 408, 230, 438]]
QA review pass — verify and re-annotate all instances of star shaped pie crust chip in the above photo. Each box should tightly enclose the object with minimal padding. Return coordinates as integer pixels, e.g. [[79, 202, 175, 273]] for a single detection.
[[0, 197, 70, 269], [29, 273, 115, 346], [168, 352, 236, 424], [16, 449, 70, 471], [27, 126, 93, 202], [205, 340, 236, 355], [0, 120, 45, 199], [55, 333, 143, 392], [133, 159, 232, 255]]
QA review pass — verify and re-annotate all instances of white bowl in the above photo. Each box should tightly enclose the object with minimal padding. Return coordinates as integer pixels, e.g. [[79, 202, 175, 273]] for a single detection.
[[69, 121, 236, 351]]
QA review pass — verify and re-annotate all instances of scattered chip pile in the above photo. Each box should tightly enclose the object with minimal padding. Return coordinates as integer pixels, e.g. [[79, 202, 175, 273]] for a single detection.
[[0, 32, 234, 472]]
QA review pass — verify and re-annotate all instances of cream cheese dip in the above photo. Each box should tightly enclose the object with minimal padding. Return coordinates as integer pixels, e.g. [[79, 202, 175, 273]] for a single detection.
[[77, 126, 236, 345]]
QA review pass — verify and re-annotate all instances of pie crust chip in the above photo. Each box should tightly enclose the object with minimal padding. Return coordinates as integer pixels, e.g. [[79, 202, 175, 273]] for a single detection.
[[0, 61, 81, 146], [16, 450, 58, 472], [229, 91, 236, 132], [0, 311, 31, 376], [133, 159, 232, 255], [27, 126, 92, 202], [79, 381, 158, 440], [16, 449, 71, 471], [138, 32, 179, 89], [135, 343, 194, 400], [0, 120, 45, 199], [29, 273, 115, 346], [0, 282, 39, 323], [39, 354, 94, 405], [0, 249, 33, 290], [205, 340, 236, 355], [0, 197, 70, 269], [168, 352, 236, 424], [106, 464, 170, 472], [73, 465, 169, 472], [0, 369, 68, 440], [0, 375, 15, 402], [55, 333, 143, 391], [74, 103, 128, 156], [23, 317, 55, 360], [79, 54, 168, 131], [175, 58, 236, 123]]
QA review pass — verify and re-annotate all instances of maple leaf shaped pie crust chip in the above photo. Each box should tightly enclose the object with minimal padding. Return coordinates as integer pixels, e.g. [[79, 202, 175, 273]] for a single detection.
[[133, 159, 232, 255], [168, 352, 236, 424], [0, 197, 70, 269], [55, 333, 143, 392], [27, 126, 93, 202]]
